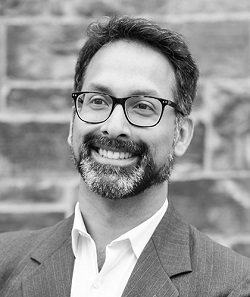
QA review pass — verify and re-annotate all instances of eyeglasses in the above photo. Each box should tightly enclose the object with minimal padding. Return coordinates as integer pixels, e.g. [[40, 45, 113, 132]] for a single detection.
[[72, 91, 184, 127]]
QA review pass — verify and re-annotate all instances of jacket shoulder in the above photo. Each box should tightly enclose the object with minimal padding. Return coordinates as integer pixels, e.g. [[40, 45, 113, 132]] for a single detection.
[[0, 215, 74, 290], [0, 217, 64, 255], [190, 224, 250, 265], [188, 224, 250, 295], [0, 228, 47, 258]]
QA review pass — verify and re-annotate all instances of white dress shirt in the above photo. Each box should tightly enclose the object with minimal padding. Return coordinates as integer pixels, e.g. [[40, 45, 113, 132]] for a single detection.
[[71, 199, 168, 297]]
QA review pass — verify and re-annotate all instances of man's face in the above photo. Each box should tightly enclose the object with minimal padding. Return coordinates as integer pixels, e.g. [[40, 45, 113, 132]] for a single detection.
[[70, 40, 179, 200]]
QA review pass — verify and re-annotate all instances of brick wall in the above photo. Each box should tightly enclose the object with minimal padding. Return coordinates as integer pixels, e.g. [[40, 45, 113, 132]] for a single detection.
[[0, 0, 250, 257]]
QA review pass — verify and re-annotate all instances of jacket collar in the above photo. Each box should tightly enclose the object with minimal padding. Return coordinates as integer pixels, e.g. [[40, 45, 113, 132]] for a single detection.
[[22, 215, 75, 297], [29, 214, 74, 264], [152, 199, 192, 277], [122, 200, 192, 297]]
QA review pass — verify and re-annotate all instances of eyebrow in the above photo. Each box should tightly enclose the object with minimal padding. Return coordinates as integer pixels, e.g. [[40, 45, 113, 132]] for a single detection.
[[86, 83, 111, 94], [85, 83, 160, 98]]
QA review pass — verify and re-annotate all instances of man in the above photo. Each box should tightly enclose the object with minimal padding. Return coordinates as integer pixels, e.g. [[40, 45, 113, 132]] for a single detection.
[[0, 16, 250, 297]]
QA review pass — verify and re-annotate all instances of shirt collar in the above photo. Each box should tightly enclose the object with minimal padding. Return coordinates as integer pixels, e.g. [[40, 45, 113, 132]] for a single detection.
[[71, 203, 89, 257], [113, 199, 168, 258], [72, 199, 168, 259]]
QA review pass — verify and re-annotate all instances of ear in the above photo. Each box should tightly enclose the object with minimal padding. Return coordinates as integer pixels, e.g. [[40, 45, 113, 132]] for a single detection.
[[67, 107, 75, 147], [174, 117, 194, 157]]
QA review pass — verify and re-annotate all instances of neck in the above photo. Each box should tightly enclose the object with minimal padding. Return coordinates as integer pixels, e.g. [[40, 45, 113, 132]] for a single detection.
[[77, 180, 168, 249]]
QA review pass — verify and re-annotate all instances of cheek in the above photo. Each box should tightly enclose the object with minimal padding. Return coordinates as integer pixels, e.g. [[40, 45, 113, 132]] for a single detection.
[[71, 120, 85, 155], [71, 119, 100, 151], [147, 128, 175, 164], [72, 118, 89, 141]]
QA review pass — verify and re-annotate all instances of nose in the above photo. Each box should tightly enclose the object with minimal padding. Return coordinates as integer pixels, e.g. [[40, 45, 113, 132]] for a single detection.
[[100, 104, 131, 138]]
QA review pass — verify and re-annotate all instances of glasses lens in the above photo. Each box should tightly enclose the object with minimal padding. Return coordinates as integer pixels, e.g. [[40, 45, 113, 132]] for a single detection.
[[76, 93, 112, 123], [125, 96, 162, 126]]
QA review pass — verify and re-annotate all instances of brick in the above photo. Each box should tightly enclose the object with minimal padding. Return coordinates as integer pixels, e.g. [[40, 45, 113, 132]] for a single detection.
[[0, 121, 74, 176], [50, 0, 250, 16], [169, 21, 250, 78], [231, 242, 250, 258], [50, 0, 175, 16], [50, 0, 117, 16], [0, 24, 4, 107], [204, 81, 250, 170], [0, 0, 47, 16], [7, 24, 86, 80], [169, 0, 250, 13], [0, 212, 65, 233], [169, 178, 250, 236], [7, 88, 72, 114], [0, 180, 63, 203]]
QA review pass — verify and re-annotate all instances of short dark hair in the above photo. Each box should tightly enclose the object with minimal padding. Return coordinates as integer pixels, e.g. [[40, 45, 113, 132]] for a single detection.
[[74, 15, 199, 115]]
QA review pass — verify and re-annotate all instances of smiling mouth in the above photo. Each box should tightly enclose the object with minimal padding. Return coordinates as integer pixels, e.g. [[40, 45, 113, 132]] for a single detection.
[[97, 148, 133, 160], [86, 135, 145, 162]]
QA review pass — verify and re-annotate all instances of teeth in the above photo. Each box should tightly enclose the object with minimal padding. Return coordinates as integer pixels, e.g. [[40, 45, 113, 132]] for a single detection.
[[98, 149, 132, 160], [107, 151, 113, 159], [124, 152, 130, 159], [113, 152, 120, 159]]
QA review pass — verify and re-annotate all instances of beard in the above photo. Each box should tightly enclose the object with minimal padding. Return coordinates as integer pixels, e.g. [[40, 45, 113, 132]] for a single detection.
[[71, 133, 175, 200]]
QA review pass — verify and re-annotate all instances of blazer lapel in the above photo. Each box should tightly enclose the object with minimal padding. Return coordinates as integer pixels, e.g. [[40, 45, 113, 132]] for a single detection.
[[122, 200, 192, 297], [22, 216, 75, 297], [121, 240, 179, 297]]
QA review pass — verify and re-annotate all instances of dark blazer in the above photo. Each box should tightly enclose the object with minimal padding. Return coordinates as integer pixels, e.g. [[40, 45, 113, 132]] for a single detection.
[[1, 201, 250, 297]]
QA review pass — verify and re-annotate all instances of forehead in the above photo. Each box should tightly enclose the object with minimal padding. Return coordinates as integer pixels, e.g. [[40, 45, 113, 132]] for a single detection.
[[83, 40, 175, 98]]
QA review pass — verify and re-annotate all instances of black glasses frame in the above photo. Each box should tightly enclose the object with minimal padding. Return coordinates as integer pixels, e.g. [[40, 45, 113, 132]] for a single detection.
[[72, 91, 184, 127]]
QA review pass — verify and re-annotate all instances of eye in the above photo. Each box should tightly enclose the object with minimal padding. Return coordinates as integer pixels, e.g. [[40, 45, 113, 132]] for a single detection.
[[134, 102, 154, 110], [132, 100, 156, 114], [88, 95, 109, 106]]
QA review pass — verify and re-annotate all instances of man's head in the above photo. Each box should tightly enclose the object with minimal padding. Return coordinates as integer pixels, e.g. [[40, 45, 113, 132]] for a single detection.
[[74, 15, 199, 116], [69, 16, 199, 200]]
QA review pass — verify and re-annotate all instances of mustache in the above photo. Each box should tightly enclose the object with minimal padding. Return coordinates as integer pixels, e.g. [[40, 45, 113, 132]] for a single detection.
[[82, 133, 148, 155]]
